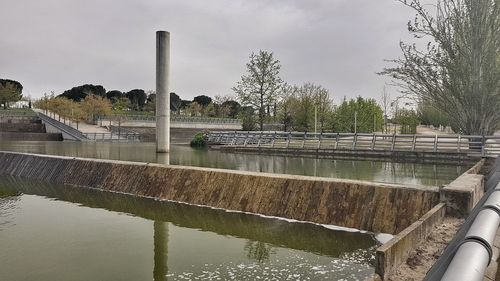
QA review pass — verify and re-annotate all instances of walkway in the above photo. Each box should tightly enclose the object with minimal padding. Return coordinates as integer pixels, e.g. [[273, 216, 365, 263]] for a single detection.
[[34, 109, 139, 141]]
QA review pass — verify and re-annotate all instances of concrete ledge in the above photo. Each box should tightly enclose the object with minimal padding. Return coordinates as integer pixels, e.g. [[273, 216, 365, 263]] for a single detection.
[[0, 151, 439, 234], [440, 173, 484, 217], [216, 146, 480, 163], [375, 203, 446, 280], [466, 158, 486, 175], [0, 132, 63, 141]]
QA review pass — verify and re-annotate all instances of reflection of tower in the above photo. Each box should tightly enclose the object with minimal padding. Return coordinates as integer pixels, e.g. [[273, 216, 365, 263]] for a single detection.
[[153, 221, 169, 281], [156, 153, 170, 165]]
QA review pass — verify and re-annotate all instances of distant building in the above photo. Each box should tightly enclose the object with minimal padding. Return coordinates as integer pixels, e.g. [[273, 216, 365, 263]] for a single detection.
[[9, 100, 30, 108]]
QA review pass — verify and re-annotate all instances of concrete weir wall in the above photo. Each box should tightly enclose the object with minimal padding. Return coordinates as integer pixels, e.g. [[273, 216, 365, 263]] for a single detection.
[[375, 203, 447, 279], [0, 151, 439, 234], [373, 159, 487, 280]]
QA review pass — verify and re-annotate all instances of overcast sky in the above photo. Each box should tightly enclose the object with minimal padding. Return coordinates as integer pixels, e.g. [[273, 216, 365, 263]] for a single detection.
[[0, 0, 416, 103]]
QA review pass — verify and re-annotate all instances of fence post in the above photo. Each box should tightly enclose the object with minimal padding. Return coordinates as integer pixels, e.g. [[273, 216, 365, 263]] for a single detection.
[[434, 135, 438, 152], [301, 132, 306, 148], [286, 132, 291, 148], [243, 132, 249, 147], [272, 131, 276, 148], [317, 132, 322, 149], [481, 135, 486, 157], [412, 135, 417, 151], [391, 133, 396, 151], [352, 133, 357, 149], [371, 133, 376, 150], [334, 133, 339, 150], [457, 135, 461, 153]]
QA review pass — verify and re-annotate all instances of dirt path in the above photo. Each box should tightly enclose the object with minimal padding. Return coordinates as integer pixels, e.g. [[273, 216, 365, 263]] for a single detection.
[[387, 217, 463, 281]]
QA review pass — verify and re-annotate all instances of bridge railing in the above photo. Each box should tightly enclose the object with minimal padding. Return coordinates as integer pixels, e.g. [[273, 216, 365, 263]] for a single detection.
[[82, 132, 140, 142], [207, 131, 500, 157], [98, 115, 242, 124], [37, 112, 88, 141]]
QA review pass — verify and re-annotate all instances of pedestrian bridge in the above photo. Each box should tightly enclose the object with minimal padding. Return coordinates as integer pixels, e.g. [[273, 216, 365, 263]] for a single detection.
[[208, 131, 500, 159]]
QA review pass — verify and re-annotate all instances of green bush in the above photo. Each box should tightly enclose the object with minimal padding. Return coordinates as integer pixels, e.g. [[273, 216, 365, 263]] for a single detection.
[[190, 132, 207, 147]]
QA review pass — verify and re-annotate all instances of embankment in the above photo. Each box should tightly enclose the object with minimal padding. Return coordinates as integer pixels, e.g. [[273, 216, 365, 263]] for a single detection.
[[0, 151, 439, 234], [0, 116, 62, 141]]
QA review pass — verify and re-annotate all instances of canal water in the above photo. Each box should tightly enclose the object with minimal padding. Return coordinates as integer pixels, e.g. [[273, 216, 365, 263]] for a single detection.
[[0, 141, 469, 186], [0, 176, 378, 281]]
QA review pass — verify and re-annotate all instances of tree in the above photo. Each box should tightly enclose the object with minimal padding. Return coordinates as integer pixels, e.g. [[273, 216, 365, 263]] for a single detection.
[[185, 102, 202, 116], [239, 106, 256, 131], [81, 94, 112, 121], [381, 0, 500, 135], [170, 92, 182, 113], [221, 100, 241, 118], [193, 95, 212, 107], [233, 50, 283, 130], [125, 89, 147, 111], [418, 100, 450, 127], [395, 108, 419, 134], [277, 84, 296, 132], [112, 97, 132, 111], [0, 79, 23, 109], [106, 90, 123, 101], [331, 97, 384, 133], [312, 84, 332, 131], [60, 84, 106, 101], [292, 84, 315, 131], [180, 100, 191, 110]]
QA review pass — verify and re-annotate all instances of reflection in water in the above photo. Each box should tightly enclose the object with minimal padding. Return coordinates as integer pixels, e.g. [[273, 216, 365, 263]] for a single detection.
[[0, 176, 376, 257], [244, 241, 276, 263], [0, 176, 378, 280], [154, 221, 168, 281], [0, 141, 470, 186], [155, 153, 170, 166]]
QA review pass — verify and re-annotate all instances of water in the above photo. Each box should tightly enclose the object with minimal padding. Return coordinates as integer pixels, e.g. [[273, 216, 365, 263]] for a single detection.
[[0, 176, 378, 281], [0, 141, 469, 186]]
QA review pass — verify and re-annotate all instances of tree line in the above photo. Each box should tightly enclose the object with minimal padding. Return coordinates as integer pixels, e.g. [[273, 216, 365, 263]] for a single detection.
[[233, 50, 384, 132]]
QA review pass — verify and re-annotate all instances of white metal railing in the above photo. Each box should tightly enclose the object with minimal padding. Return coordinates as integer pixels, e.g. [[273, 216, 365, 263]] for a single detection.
[[207, 131, 500, 157], [98, 115, 242, 124], [82, 132, 140, 141]]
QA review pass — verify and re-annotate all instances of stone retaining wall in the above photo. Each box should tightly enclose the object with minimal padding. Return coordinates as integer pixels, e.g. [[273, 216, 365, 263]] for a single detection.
[[0, 151, 439, 234], [0, 132, 63, 141], [0, 123, 46, 133]]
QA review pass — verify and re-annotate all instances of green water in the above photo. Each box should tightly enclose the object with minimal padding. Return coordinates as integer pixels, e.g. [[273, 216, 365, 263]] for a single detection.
[[0, 176, 378, 281], [0, 141, 469, 186]]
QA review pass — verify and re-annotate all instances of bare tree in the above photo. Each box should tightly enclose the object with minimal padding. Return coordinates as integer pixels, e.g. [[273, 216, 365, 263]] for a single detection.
[[233, 50, 283, 131], [381, 0, 500, 135]]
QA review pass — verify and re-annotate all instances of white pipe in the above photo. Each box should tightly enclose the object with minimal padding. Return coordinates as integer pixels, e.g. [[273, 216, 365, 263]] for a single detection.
[[441, 183, 500, 281], [441, 241, 490, 281], [465, 208, 500, 252]]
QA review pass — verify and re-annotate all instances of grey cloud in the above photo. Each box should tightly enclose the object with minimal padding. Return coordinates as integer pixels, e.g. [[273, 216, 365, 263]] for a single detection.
[[0, 0, 415, 103]]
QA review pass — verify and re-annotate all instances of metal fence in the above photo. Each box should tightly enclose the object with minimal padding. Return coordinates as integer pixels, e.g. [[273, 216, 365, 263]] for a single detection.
[[98, 115, 242, 124], [38, 112, 88, 141], [82, 132, 140, 141], [207, 131, 500, 157]]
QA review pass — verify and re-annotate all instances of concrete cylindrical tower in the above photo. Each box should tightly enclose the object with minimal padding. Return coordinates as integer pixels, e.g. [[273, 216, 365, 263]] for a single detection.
[[156, 31, 170, 153]]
